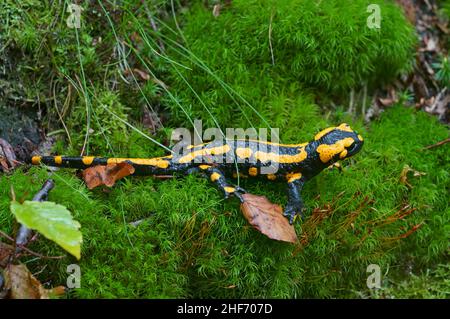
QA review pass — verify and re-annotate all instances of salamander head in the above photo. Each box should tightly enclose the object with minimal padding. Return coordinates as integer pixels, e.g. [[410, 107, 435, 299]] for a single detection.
[[313, 123, 364, 163]]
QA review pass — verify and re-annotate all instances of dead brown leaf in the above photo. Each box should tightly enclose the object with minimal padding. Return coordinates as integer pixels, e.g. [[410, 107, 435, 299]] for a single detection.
[[142, 106, 163, 135], [213, 4, 221, 17], [412, 73, 430, 99], [421, 36, 439, 52], [240, 193, 298, 243], [123, 68, 150, 81], [3, 263, 65, 299], [133, 68, 150, 81], [437, 22, 449, 34], [378, 97, 396, 107], [0, 242, 14, 267], [423, 88, 449, 120], [82, 162, 135, 189], [0, 138, 18, 172], [400, 165, 426, 188]]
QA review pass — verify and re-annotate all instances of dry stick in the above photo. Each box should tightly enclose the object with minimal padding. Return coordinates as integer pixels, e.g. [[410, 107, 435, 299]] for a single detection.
[[142, 0, 165, 52], [15, 180, 55, 254], [53, 82, 73, 146], [0, 231, 64, 260], [348, 88, 355, 114], [152, 175, 175, 180], [423, 138, 450, 150], [362, 82, 367, 118]]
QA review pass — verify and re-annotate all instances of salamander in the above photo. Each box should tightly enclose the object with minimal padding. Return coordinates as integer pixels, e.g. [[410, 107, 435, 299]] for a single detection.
[[30, 123, 364, 223]]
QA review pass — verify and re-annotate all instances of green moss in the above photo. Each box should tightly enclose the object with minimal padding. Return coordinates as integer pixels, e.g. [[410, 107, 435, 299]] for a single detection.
[[0, 0, 447, 299], [163, 0, 416, 129], [361, 264, 450, 299], [1, 106, 448, 298]]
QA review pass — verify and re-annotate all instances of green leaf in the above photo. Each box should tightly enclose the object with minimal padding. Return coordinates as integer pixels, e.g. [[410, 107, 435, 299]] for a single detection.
[[10, 201, 82, 260]]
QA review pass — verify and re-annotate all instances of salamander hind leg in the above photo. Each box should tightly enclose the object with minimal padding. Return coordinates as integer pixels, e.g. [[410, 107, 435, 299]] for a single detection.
[[284, 173, 306, 224], [200, 165, 246, 202]]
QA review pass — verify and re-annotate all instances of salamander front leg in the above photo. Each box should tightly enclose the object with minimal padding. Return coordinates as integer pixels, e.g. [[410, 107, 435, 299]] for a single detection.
[[284, 174, 306, 224], [199, 165, 246, 202]]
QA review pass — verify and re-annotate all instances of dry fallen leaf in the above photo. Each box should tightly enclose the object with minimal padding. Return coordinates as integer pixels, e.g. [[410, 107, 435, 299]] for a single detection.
[[0, 138, 18, 172], [240, 193, 298, 243], [213, 4, 221, 17], [400, 165, 426, 188], [0, 242, 14, 267], [133, 68, 150, 81], [82, 162, 135, 189], [142, 106, 163, 135], [423, 36, 438, 52], [123, 68, 150, 81], [378, 97, 396, 107], [3, 263, 65, 299]]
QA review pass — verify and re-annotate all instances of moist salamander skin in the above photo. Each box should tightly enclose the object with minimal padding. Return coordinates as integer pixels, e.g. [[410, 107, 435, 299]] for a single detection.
[[30, 123, 364, 224]]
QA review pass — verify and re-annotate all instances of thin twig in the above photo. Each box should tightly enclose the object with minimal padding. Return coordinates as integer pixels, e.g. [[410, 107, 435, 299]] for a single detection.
[[53, 82, 73, 146], [15, 180, 55, 253], [362, 82, 367, 118], [423, 138, 450, 150], [0, 231, 65, 260], [269, 11, 275, 66], [142, 0, 165, 52], [153, 175, 175, 179], [171, 0, 187, 44]]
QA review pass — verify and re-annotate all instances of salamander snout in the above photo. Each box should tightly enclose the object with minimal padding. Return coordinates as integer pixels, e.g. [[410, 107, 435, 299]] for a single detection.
[[314, 123, 364, 162], [335, 123, 364, 158], [345, 133, 364, 157]]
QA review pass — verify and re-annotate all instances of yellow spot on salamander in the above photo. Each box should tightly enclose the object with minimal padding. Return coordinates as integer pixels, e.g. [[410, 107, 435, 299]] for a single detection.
[[82, 156, 95, 165], [210, 172, 221, 182], [328, 162, 341, 170], [31, 156, 41, 165], [187, 143, 205, 150], [267, 174, 277, 180], [337, 123, 353, 132], [199, 165, 210, 170], [236, 148, 253, 159], [54, 156, 62, 165], [358, 134, 364, 141], [224, 186, 235, 193], [316, 137, 354, 163], [286, 172, 302, 183], [107, 157, 170, 169], [248, 167, 258, 176], [254, 147, 307, 164], [178, 145, 231, 164]]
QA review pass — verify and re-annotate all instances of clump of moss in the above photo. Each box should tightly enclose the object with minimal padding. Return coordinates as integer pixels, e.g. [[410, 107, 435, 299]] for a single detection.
[[1, 106, 448, 298], [163, 0, 416, 129], [360, 264, 450, 299], [0, 0, 447, 299], [0, 0, 167, 156]]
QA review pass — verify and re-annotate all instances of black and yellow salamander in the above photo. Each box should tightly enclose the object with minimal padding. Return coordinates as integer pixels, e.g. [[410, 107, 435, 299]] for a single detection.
[[30, 123, 364, 224]]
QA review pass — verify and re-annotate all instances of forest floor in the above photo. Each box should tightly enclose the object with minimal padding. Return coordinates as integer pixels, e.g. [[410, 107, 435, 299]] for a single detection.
[[0, 0, 449, 298]]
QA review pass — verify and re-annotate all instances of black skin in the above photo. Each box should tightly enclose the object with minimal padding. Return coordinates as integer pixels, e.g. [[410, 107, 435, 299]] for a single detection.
[[31, 125, 364, 224]]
